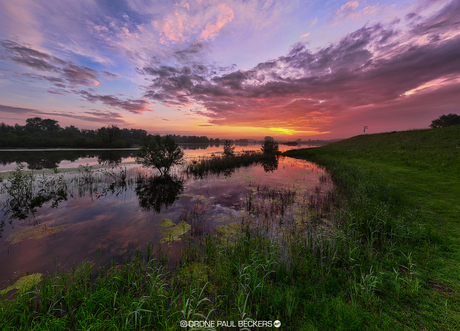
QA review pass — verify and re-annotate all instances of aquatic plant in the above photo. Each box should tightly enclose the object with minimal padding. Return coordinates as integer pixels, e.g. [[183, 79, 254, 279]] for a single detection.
[[1, 164, 34, 221], [185, 151, 279, 178], [0, 165, 69, 237], [0, 273, 42, 296]]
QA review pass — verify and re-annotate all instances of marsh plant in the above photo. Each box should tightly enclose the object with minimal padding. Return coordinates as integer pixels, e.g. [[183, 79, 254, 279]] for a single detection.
[[223, 140, 235, 157], [185, 151, 279, 178], [0, 165, 69, 236], [0, 164, 143, 236], [0, 164, 35, 221], [261, 139, 279, 155]]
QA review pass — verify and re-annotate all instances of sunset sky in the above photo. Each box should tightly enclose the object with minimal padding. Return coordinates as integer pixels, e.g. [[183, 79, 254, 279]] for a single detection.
[[1, 0, 459, 140]]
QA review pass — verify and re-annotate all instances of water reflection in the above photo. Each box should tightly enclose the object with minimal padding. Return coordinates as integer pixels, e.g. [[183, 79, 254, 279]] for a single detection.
[[186, 153, 280, 179], [0, 167, 69, 236], [0, 155, 331, 290], [260, 156, 278, 173], [135, 175, 184, 213], [97, 150, 123, 166], [0, 150, 137, 171], [0, 143, 308, 172]]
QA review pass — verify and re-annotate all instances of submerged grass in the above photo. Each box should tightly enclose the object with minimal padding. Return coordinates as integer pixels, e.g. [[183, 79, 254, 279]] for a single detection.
[[1, 126, 459, 329], [185, 151, 278, 178]]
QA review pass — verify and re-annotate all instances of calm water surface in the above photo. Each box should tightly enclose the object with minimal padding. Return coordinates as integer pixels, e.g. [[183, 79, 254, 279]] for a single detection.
[[0, 145, 331, 290], [0, 143, 309, 172]]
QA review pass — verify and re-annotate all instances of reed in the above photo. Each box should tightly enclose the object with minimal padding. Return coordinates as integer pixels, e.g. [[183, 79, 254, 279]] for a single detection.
[[185, 151, 277, 178]]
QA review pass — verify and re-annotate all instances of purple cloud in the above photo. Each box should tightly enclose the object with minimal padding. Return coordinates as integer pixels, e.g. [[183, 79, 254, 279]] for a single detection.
[[0, 40, 61, 72], [0, 40, 150, 116], [78, 91, 150, 114], [63, 64, 99, 87], [102, 70, 119, 79], [410, 0, 460, 35], [0, 40, 101, 87], [0, 104, 128, 125], [139, 1, 460, 131]]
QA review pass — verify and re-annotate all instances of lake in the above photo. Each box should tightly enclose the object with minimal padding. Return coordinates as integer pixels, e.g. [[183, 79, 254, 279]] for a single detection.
[[0, 144, 331, 291], [0, 143, 310, 172]]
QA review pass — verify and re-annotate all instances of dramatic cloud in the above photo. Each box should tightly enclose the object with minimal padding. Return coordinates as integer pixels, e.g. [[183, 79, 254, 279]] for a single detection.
[[0, 40, 61, 72], [63, 64, 99, 87], [332, 1, 379, 26], [0, 40, 150, 115], [0, 104, 128, 125], [78, 91, 150, 114], [409, 0, 460, 35], [140, 1, 460, 132], [1, 0, 458, 137], [0, 40, 100, 87]]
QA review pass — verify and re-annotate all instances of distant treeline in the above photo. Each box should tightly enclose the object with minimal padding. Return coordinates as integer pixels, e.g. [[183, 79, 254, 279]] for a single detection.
[[0, 117, 339, 149], [0, 118, 147, 148], [168, 134, 222, 145], [0, 118, 224, 149]]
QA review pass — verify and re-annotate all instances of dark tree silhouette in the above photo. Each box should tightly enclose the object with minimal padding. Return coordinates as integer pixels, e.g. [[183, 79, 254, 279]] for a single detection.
[[136, 135, 184, 176], [430, 113, 460, 128], [223, 140, 235, 157], [261, 139, 279, 155], [98, 125, 122, 146]]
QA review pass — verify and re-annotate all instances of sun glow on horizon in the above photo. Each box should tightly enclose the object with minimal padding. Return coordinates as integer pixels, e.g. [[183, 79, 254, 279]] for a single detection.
[[269, 127, 329, 136]]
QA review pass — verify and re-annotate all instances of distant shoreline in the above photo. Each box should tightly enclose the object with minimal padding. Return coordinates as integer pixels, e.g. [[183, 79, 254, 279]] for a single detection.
[[0, 148, 140, 152]]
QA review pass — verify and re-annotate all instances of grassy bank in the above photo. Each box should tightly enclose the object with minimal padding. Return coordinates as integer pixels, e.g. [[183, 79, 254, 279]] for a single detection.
[[285, 125, 460, 329], [1, 127, 458, 330]]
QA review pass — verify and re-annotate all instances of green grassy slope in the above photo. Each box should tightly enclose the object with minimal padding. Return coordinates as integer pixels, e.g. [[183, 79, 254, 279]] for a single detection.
[[285, 125, 460, 329]]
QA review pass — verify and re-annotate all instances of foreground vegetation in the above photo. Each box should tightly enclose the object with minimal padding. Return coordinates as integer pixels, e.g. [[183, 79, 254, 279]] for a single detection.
[[185, 139, 280, 177], [285, 125, 460, 329], [0, 126, 459, 329]]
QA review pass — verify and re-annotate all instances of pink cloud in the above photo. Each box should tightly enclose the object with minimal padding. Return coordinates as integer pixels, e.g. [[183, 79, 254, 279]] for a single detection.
[[78, 91, 151, 114], [200, 4, 234, 41], [159, 12, 186, 44], [333, 0, 379, 26], [140, 1, 460, 138], [0, 103, 129, 126]]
